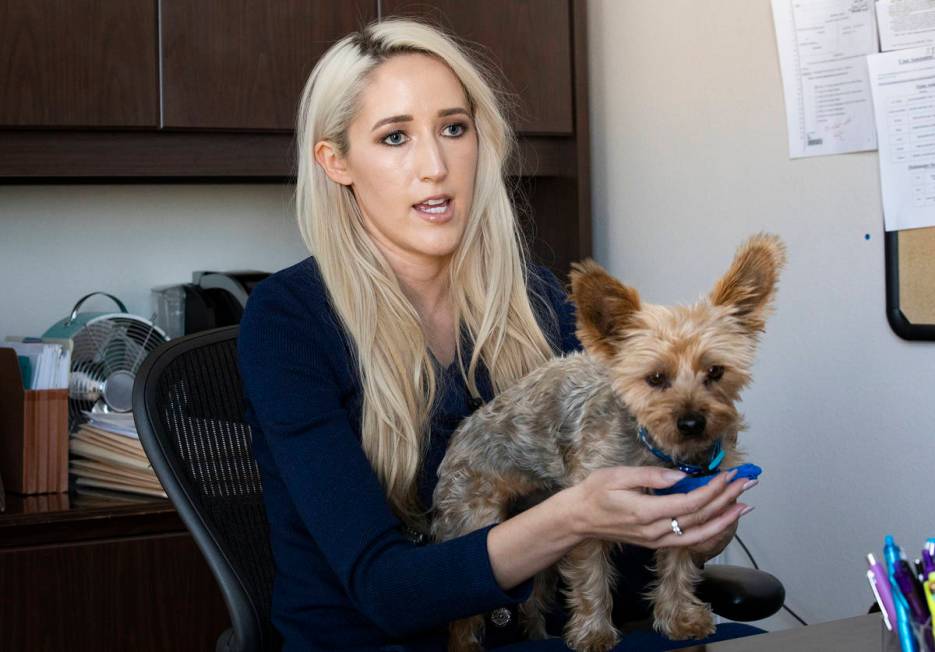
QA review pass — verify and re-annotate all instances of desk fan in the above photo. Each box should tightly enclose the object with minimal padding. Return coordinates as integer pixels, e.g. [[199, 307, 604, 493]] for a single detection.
[[43, 292, 168, 431]]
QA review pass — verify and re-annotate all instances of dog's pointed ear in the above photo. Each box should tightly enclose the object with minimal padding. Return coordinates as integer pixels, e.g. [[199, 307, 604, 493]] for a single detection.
[[709, 233, 786, 333], [569, 259, 641, 361]]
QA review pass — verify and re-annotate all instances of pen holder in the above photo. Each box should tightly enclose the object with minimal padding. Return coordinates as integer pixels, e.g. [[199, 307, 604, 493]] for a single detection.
[[882, 616, 932, 652], [0, 348, 69, 494]]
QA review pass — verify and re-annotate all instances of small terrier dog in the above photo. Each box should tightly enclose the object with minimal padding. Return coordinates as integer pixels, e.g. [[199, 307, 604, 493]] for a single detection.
[[432, 234, 785, 651]]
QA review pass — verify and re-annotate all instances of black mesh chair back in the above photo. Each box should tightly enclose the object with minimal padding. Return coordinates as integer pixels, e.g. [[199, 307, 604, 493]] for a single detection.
[[133, 325, 280, 652]]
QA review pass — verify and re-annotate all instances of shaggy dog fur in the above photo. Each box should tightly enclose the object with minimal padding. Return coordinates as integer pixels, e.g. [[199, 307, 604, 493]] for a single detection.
[[432, 234, 786, 651]]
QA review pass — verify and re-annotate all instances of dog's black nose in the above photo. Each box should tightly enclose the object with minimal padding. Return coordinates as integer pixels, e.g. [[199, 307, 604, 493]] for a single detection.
[[677, 412, 706, 437]]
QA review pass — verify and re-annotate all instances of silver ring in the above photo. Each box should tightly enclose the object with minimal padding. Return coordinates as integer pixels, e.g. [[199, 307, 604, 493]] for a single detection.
[[671, 518, 684, 536]]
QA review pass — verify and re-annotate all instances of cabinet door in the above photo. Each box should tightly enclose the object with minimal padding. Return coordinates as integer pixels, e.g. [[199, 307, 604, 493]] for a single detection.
[[0, 533, 229, 651], [0, 0, 158, 128], [381, 0, 573, 135], [161, 0, 377, 131]]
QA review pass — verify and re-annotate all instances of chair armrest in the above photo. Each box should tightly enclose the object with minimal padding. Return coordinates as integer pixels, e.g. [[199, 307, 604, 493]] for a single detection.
[[696, 564, 785, 622]]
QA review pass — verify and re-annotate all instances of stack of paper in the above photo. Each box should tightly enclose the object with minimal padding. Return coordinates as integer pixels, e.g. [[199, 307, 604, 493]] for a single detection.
[[771, 0, 879, 158], [72, 486, 158, 508], [771, 0, 935, 230], [69, 411, 166, 498], [867, 0, 935, 231], [1, 340, 71, 389]]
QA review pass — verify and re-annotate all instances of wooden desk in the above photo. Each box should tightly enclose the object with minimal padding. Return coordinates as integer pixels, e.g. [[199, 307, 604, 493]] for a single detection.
[[0, 492, 229, 652], [678, 614, 886, 652]]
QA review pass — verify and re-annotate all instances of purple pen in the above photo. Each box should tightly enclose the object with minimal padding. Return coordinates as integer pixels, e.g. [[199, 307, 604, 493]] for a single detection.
[[924, 545, 935, 578], [867, 553, 896, 631], [895, 559, 930, 626]]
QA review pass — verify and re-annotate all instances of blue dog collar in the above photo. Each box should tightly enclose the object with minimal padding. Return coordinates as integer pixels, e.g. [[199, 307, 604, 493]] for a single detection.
[[637, 426, 725, 475]]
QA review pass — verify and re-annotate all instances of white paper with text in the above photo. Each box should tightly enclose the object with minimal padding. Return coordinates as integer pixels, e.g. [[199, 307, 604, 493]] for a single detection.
[[868, 46, 935, 230], [877, 0, 935, 52], [772, 0, 879, 157]]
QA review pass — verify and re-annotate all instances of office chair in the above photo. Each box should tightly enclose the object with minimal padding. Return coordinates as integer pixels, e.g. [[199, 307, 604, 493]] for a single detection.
[[133, 326, 785, 652], [133, 325, 279, 652]]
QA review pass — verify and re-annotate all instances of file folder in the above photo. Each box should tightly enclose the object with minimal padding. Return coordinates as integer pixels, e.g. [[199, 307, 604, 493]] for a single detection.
[[0, 347, 68, 494]]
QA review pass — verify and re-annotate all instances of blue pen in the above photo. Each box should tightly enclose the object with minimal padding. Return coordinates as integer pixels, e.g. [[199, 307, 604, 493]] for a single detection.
[[886, 535, 920, 652]]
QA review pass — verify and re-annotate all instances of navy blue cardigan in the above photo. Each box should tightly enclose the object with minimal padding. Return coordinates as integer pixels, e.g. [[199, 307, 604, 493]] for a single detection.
[[237, 257, 653, 651]]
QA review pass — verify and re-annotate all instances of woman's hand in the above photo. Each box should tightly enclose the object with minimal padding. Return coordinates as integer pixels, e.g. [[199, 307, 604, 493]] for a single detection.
[[486, 465, 755, 591], [565, 466, 752, 550]]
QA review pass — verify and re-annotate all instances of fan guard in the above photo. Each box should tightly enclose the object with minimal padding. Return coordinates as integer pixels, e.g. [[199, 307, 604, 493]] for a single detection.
[[68, 315, 167, 429]]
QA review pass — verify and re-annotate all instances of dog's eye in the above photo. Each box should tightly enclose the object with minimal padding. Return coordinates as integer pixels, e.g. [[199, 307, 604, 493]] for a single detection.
[[646, 372, 668, 388], [706, 365, 725, 382]]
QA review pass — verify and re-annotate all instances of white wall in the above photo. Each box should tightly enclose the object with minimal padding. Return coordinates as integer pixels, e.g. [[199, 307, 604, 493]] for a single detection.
[[0, 184, 308, 339], [589, 0, 935, 631]]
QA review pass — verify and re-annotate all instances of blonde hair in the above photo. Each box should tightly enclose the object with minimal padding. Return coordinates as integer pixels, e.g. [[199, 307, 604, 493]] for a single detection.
[[295, 19, 556, 526]]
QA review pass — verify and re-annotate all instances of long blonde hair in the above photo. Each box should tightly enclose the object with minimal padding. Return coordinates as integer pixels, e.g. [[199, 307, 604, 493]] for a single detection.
[[295, 19, 556, 525]]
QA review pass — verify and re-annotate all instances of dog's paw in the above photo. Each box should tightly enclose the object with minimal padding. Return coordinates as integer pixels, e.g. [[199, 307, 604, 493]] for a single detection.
[[564, 621, 619, 652], [449, 617, 485, 652], [520, 609, 549, 641], [653, 601, 716, 641]]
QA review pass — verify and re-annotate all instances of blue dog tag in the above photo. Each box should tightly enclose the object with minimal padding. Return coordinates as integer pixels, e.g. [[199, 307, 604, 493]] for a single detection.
[[654, 463, 762, 496]]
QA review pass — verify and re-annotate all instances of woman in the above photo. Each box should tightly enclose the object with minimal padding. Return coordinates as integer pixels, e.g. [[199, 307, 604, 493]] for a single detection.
[[238, 19, 760, 651]]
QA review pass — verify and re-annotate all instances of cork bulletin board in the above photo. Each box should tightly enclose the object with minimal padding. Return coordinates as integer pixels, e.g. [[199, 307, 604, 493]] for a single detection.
[[886, 227, 935, 340]]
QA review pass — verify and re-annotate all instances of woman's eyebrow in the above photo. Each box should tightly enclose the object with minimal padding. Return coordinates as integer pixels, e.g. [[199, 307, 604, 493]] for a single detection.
[[438, 107, 470, 119], [370, 107, 470, 132], [371, 114, 412, 131]]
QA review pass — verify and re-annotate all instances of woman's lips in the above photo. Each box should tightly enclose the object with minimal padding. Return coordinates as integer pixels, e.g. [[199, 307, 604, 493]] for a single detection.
[[413, 198, 453, 223]]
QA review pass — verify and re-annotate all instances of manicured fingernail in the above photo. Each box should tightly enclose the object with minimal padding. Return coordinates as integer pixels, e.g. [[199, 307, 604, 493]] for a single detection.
[[664, 470, 687, 482], [740, 505, 756, 516], [741, 479, 758, 492], [725, 469, 738, 482]]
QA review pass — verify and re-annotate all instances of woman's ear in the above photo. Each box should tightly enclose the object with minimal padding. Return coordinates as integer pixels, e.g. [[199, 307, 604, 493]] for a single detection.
[[314, 141, 353, 186]]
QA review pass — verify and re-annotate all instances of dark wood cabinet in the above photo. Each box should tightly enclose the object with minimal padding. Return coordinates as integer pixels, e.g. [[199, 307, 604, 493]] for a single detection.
[[161, 0, 376, 131], [0, 496, 230, 652], [382, 0, 574, 135], [158, 0, 573, 135], [0, 0, 590, 271], [0, 0, 158, 128]]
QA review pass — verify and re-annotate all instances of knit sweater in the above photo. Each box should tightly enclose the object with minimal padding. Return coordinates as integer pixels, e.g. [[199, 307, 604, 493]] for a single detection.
[[237, 257, 654, 651]]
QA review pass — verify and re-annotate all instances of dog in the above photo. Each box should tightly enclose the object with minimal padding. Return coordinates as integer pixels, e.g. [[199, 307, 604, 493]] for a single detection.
[[431, 234, 786, 651]]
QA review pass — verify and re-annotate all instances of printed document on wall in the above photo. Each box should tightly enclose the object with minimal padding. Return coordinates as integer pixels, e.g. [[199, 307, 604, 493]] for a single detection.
[[876, 0, 935, 52], [771, 0, 879, 158], [868, 46, 935, 230]]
